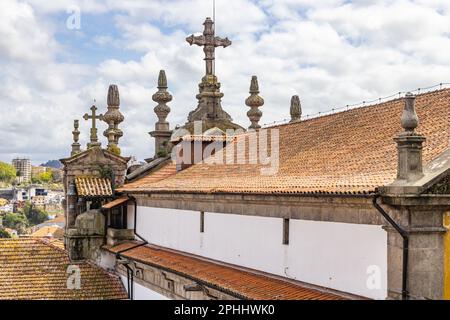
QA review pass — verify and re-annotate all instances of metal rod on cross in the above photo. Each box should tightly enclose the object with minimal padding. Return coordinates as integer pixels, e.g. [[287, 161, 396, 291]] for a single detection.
[[213, 0, 216, 24]]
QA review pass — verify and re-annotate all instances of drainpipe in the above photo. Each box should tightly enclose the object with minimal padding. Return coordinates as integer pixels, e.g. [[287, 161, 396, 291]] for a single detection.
[[123, 264, 134, 300], [372, 194, 409, 300], [114, 195, 150, 300]]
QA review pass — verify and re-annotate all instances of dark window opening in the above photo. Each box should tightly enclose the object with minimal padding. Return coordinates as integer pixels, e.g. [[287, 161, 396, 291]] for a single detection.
[[107, 205, 127, 229], [200, 211, 205, 233], [283, 218, 290, 245]]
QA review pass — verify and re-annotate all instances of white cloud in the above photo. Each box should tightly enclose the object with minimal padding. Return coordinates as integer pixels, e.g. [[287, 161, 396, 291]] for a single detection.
[[1, 0, 450, 164]]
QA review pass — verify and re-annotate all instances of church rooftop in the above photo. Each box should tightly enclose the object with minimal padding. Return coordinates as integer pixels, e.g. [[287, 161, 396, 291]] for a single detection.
[[118, 88, 450, 195]]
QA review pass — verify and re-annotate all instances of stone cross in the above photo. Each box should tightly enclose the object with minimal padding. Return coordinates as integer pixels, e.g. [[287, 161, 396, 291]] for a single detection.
[[83, 104, 103, 148], [186, 17, 232, 76]]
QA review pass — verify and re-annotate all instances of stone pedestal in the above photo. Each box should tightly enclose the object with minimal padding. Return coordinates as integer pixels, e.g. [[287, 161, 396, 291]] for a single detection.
[[394, 133, 426, 182], [65, 209, 106, 262], [106, 228, 135, 246], [382, 198, 448, 299]]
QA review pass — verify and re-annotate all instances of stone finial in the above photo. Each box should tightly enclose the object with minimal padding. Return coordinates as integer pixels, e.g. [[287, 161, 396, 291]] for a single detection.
[[158, 69, 168, 89], [103, 84, 124, 151], [401, 92, 419, 132], [152, 70, 172, 123], [290, 95, 302, 122], [107, 84, 120, 107], [150, 70, 173, 158], [245, 76, 264, 130], [392, 92, 426, 184], [71, 119, 81, 156]]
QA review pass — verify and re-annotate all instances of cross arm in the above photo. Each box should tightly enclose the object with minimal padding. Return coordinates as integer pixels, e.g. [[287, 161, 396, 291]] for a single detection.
[[186, 34, 206, 46], [214, 37, 232, 48]]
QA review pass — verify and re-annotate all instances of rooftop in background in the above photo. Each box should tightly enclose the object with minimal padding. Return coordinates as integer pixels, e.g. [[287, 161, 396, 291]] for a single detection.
[[105, 241, 350, 300], [31, 226, 64, 238], [0, 238, 127, 300], [75, 176, 113, 198], [118, 88, 450, 195]]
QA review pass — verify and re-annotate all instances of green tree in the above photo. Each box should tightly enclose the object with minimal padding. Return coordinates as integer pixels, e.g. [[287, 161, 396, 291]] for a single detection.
[[22, 202, 49, 225], [0, 229, 11, 238], [0, 162, 16, 183], [3, 213, 28, 230], [38, 171, 52, 183]]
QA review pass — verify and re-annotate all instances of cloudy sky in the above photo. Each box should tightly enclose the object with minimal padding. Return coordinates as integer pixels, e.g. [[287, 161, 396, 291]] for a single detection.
[[1, 0, 450, 164]]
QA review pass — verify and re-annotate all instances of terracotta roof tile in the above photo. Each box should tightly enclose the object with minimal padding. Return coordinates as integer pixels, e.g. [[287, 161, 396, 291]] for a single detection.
[[31, 226, 64, 238], [102, 197, 129, 209], [0, 238, 127, 300], [105, 242, 348, 300], [117, 161, 177, 191], [120, 89, 450, 194], [75, 176, 113, 197]]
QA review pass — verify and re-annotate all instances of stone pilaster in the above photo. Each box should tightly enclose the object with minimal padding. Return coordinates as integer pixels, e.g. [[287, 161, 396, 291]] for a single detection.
[[379, 92, 450, 299], [382, 198, 448, 299]]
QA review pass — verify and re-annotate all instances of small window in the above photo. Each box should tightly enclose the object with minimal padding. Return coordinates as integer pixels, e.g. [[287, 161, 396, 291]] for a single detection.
[[200, 211, 205, 233], [283, 218, 290, 245], [167, 279, 175, 292]]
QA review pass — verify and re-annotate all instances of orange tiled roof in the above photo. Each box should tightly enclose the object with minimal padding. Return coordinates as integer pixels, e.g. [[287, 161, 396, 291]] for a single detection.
[[0, 238, 127, 300], [102, 197, 129, 209], [105, 242, 347, 300], [120, 89, 450, 195], [118, 161, 177, 191], [31, 226, 64, 238], [75, 176, 113, 197]]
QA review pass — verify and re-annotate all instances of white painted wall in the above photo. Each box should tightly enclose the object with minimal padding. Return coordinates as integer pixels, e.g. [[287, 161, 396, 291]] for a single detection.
[[133, 206, 388, 300], [120, 276, 170, 300]]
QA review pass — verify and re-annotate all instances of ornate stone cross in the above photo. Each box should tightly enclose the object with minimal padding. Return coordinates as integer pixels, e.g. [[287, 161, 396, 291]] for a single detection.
[[186, 17, 232, 76], [83, 104, 103, 148]]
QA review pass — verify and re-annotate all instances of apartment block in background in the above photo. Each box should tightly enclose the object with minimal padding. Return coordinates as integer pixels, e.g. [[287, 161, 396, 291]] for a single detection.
[[12, 158, 31, 183]]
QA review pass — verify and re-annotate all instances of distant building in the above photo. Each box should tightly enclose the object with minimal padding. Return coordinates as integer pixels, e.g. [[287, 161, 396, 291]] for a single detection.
[[32, 215, 65, 232], [12, 158, 31, 183], [31, 166, 47, 179], [31, 195, 46, 208], [14, 186, 48, 201], [0, 203, 13, 213]]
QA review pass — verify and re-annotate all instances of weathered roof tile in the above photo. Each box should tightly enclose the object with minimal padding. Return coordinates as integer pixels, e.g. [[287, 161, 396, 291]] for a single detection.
[[119, 89, 450, 195], [75, 176, 113, 197], [105, 242, 348, 300], [0, 238, 127, 300]]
